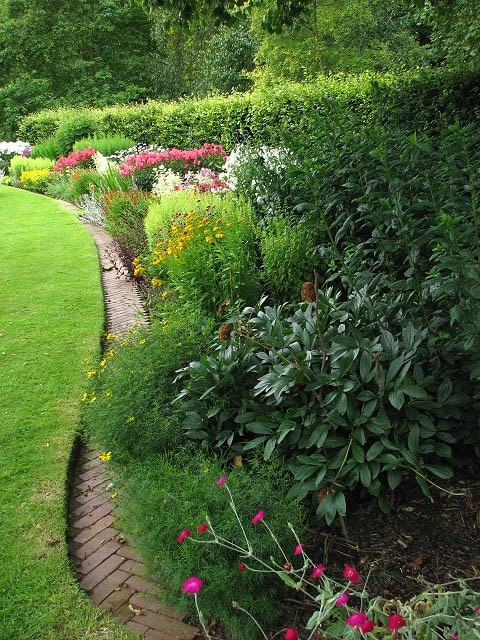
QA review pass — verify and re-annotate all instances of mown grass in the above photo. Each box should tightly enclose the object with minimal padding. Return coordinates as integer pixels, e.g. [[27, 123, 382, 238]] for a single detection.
[[0, 185, 136, 639]]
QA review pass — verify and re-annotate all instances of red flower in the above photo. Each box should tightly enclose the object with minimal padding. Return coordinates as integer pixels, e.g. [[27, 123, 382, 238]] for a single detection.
[[360, 619, 375, 633], [283, 562, 292, 570], [343, 565, 361, 583], [239, 563, 246, 573], [311, 563, 326, 579], [197, 523, 207, 533], [252, 509, 265, 524], [177, 529, 191, 543], [284, 628, 299, 640], [387, 614, 406, 630]]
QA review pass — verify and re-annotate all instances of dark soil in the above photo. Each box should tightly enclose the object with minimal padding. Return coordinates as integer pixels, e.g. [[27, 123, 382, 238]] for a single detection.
[[306, 472, 480, 601]]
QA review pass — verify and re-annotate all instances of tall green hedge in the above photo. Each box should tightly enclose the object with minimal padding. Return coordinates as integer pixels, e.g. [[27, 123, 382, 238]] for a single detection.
[[17, 65, 480, 150]]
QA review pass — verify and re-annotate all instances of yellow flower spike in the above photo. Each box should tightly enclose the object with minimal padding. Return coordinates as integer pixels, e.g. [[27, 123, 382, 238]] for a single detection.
[[99, 451, 112, 461]]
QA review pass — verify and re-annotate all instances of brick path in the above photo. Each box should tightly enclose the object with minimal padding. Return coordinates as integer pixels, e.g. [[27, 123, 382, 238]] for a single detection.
[[62, 204, 199, 640]]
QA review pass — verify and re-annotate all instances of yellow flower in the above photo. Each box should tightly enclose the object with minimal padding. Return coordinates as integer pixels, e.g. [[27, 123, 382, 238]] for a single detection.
[[81, 392, 88, 402], [100, 358, 107, 367], [89, 395, 97, 403], [105, 333, 118, 341], [139, 339, 146, 344], [215, 233, 224, 239], [99, 451, 112, 461], [126, 416, 135, 423], [105, 389, 112, 397], [151, 277, 163, 287], [205, 236, 213, 244], [86, 369, 97, 378], [110, 492, 118, 500]]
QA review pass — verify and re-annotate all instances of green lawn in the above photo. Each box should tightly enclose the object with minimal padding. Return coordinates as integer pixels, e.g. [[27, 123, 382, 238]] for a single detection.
[[0, 185, 136, 639]]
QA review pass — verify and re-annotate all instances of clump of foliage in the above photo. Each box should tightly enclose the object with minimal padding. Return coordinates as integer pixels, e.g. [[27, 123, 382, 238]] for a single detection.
[[102, 189, 150, 261], [54, 114, 97, 157], [29, 138, 59, 160], [117, 449, 308, 640], [73, 136, 136, 155]]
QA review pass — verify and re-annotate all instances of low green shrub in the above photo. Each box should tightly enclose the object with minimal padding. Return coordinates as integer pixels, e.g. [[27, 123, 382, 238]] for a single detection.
[[117, 449, 308, 640], [69, 169, 102, 202], [30, 138, 59, 160], [259, 213, 320, 302], [81, 302, 214, 461], [73, 136, 136, 155]]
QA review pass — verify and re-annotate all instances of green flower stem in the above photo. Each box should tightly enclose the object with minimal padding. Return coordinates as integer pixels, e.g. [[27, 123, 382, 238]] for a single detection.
[[232, 601, 269, 640], [194, 593, 212, 640]]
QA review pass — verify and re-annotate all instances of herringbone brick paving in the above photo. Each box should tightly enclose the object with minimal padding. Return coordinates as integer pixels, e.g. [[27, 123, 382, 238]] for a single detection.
[[62, 204, 199, 640]]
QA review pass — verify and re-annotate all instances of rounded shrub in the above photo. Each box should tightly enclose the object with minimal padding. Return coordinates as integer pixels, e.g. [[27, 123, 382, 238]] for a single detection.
[[55, 114, 97, 157]]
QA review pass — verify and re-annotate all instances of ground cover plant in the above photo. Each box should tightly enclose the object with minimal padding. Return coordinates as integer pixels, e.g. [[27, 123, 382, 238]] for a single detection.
[[0, 185, 136, 640]]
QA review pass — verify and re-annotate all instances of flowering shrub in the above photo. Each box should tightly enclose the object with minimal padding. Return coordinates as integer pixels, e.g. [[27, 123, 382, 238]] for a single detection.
[[118, 143, 227, 192], [0, 140, 32, 174], [140, 191, 261, 313], [221, 144, 297, 215], [52, 147, 96, 172], [179, 475, 480, 640], [18, 168, 51, 193]]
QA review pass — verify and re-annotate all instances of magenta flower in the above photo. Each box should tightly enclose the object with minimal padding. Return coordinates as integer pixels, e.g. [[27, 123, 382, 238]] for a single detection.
[[216, 475, 227, 487], [336, 592, 349, 606], [311, 563, 326, 579], [476, 607, 480, 614], [387, 614, 406, 630], [181, 576, 203, 594], [284, 628, 299, 640], [283, 562, 292, 570], [347, 613, 368, 628], [294, 543, 303, 556], [343, 565, 361, 583], [197, 523, 207, 533], [177, 529, 191, 543], [252, 509, 265, 524]]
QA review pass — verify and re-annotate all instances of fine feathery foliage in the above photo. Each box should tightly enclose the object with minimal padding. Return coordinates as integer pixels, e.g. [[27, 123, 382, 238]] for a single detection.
[[115, 449, 308, 640]]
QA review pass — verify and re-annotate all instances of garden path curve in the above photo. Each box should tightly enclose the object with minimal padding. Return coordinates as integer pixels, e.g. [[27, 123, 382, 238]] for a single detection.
[[60, 201, 200, 640]]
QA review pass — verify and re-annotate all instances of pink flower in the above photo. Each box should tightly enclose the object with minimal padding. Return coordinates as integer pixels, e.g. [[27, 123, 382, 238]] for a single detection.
[[216, 475, 227, 487], [387, 614, 406, 630], [284, 628, 299, 640], [311, 563, 326, 579], [336, 592, 349, 606], [283, 562, 292, 570], [360, 619, 375, 633], [239, 563, 246, 573], [252, 509, 265, 524], [177, 529, 191, 543], [347, 613, 368, 627], [476, 607, 480, 614], [294, 543, 303, 556], [197, 523, 207, 533], [181, 576, 203, 594], [343, 565, 361, 583]]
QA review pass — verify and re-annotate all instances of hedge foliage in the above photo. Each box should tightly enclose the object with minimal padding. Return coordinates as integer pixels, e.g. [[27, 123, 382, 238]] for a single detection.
[[17, 65, 480, 151]]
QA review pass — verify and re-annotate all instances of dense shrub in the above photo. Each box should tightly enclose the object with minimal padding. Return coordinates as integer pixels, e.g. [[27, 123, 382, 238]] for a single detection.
[[30, 138, 59, 160], [54, 113, 97, 156]]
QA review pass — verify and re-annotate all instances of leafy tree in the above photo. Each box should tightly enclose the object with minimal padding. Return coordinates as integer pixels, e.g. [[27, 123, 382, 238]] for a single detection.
[[0, 0, 156, 138]]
